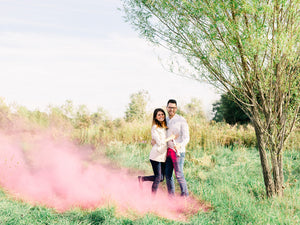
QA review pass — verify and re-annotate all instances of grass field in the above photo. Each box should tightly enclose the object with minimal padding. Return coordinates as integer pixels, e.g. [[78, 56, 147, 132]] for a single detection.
[[1, 144, 299, 224]]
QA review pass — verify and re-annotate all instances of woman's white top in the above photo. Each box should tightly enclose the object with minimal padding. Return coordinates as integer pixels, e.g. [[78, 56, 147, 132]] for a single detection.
[[149, 125, 168, 162]]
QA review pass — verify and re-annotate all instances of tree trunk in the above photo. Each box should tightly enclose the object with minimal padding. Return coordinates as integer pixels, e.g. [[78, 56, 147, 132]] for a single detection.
[[273, 151, 284, 196], [253, 123, 276, 197], [253, 123, 285, 197]]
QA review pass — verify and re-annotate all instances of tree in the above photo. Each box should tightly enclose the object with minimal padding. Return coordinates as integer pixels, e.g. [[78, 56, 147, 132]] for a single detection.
[[184, 97, 206, 121], [174, 98, 206, 120], [125, 90, 150, 122], [91, 107, 109, 125], [213, 92, 250, 124], [122, 0, 300, 197]]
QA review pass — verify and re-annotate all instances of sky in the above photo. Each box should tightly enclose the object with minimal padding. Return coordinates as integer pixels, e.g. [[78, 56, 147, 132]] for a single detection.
[[0, 0, 220, 119]]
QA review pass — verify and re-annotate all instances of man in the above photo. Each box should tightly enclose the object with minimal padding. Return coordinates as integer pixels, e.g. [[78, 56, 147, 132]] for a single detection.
[[165, 99, 189, 197]]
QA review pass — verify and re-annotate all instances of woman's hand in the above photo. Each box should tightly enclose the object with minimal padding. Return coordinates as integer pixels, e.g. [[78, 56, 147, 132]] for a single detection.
[[166, 134, 175, 142], [151, 139, 156, 146], [169, 134, 176, 140]]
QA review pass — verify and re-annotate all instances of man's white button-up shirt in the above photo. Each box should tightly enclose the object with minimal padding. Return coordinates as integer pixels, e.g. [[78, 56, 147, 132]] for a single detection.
[[166, 114, 189, 153]]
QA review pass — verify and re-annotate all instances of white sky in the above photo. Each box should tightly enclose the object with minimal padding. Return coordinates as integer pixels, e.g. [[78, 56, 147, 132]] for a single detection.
[[0, 0, 220, 119]]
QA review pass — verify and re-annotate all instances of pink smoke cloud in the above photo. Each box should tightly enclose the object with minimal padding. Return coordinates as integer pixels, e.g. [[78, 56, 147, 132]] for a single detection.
[[0, 128, 205, 221]]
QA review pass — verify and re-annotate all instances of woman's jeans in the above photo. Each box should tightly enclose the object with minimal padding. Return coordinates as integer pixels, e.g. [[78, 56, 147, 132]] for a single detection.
[[142, 160, 165, 193], [165, 148, 189, 196]]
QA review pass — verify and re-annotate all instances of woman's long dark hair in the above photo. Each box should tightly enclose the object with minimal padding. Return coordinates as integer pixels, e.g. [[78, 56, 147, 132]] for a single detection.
[[152, 108, 167, 128]]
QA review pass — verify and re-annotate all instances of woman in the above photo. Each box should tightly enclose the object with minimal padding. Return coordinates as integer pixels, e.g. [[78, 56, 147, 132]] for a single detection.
[[138, 108, 175, 194]]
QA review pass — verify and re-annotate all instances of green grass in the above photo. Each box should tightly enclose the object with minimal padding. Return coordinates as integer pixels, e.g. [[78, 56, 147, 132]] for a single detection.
[[0, 189, 178, 225], [100, 144, 300, 224], [186, 148, 300, 224], [1, 146, 299, 224]]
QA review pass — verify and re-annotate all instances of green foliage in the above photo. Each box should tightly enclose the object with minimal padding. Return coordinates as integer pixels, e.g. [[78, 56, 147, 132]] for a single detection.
[[0, 99, 15, 129], [213, 92, 250, 125], [181, 97, 206, 122], [90, 107, 110, 125], [125, 90, 150, 122]]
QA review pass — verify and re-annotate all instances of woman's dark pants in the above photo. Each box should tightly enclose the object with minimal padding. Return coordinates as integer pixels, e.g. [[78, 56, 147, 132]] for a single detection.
[[142, 160, 165, 193]]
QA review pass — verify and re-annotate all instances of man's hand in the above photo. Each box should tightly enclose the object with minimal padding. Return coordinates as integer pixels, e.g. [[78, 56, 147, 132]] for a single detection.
[[172, 138, 181, 156], [174, 143, 181, 151]]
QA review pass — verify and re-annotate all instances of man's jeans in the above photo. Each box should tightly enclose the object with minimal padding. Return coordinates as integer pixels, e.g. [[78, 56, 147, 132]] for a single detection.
[[165, 148, 189, 196], [142, 160, 165, 193]]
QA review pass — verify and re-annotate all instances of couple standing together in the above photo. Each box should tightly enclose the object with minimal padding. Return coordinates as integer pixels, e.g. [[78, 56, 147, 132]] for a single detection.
[[138, 99, 189, 197]]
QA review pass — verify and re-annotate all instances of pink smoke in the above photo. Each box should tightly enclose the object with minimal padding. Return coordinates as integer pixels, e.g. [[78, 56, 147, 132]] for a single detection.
[[0, 128, 205, 221]]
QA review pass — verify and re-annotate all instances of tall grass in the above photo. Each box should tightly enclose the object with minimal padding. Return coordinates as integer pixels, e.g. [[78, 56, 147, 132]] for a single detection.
[[1, 100, 298, 151], [74, 115, 299, 151]]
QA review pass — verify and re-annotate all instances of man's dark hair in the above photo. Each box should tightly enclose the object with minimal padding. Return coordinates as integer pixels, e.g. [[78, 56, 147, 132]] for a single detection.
[[167, 99, 177, 106]]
